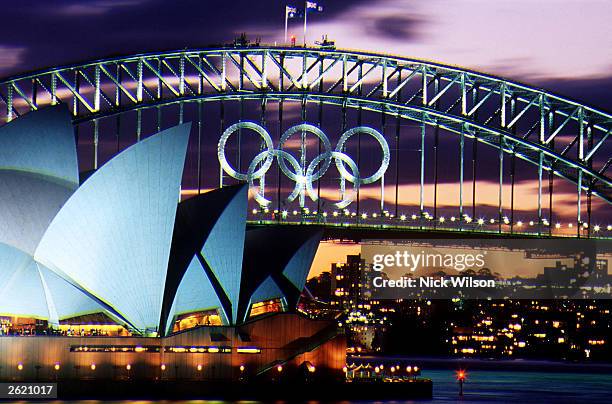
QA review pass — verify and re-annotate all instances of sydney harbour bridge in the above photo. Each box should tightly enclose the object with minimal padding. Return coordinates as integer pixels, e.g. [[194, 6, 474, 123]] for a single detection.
[[0, 46, 610, 239]]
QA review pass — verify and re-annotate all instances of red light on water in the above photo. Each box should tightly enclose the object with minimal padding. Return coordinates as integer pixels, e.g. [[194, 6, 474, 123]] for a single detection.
[[456, 369, 467, 380]]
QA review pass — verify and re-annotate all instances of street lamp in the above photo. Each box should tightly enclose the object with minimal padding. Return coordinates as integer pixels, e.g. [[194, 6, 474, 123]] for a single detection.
[[456, 369, 467, 396]]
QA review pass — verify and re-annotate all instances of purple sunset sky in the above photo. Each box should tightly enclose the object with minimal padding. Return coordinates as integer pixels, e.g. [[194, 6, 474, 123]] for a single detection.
[[0, 0, 610, 112]]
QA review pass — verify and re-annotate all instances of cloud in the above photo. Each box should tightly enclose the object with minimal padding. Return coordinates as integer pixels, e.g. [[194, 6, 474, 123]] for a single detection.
[[534, 75, 612, 113], [265, 0, 612, 81], [55, 0, 149, 16], [306, 179, 588, 220], [368, 15, 423, 40], [0, 46, 27, 75]]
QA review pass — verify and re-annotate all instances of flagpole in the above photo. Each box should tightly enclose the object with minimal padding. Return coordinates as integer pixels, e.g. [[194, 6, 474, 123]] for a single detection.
[[303, 1, 308, 46], [285, 8, 289, 43]]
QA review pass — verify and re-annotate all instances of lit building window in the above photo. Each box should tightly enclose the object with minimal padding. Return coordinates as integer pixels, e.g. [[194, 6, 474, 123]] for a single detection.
[[70, 345, 159, 353], [171, 310, 223, 333], [165, 346, 232, 353], [236, 347, 262, 354], [249, 299, 284, 318]]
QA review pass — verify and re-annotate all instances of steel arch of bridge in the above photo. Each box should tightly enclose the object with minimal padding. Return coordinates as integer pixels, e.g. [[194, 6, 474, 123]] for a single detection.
[[0, 47, 610, 236]]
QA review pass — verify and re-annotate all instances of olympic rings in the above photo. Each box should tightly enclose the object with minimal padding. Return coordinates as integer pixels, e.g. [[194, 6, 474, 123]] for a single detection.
[[218, 122, 274, 181], [335, 126, 390, 185], [218, 121, 390, 208], [279, 124, 333, 182]]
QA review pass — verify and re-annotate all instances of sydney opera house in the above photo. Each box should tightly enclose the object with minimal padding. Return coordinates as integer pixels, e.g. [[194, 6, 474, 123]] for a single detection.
[[0, 105, 345, 382]]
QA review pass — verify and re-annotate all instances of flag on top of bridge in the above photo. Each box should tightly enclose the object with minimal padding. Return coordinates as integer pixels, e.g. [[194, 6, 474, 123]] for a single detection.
[[306, 1, 323, 12], [286, 5, 298, 18]]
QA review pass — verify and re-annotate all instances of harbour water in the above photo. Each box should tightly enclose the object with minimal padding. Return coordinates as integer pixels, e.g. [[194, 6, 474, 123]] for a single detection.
[[12, 369, 612, 403], [422, 369, 612, 403]]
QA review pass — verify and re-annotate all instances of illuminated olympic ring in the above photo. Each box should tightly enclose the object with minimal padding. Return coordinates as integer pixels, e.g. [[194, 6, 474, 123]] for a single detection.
[[218, 122, 390, 208]]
